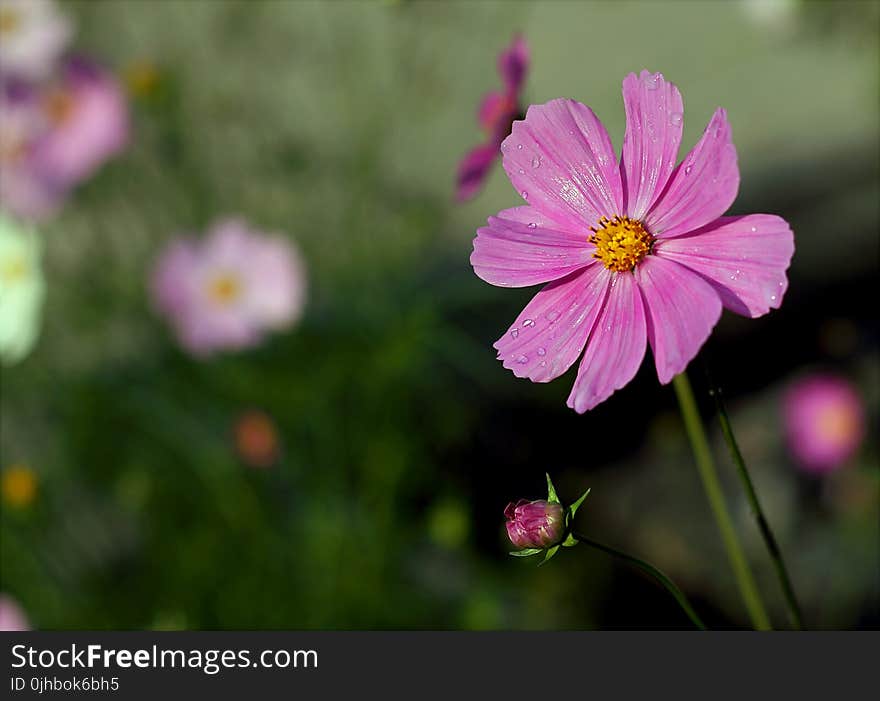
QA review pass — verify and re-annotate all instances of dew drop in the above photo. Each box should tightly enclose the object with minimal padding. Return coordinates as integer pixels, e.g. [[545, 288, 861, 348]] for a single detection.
[[516, 354, 529, 364], [517, 143, 523, 150], [669, 112, 683, 127], [644, 73, 659, 90], [523, 318, 535, 327], [750, 226, 757, 232], [537, 347, 546, 356], [685, 165, 693, 175], [518, 168, 525, 174], [540, 361, 547, 368], [531, 156, 542, 169], [527, 222, 537, 229], [770, 295, 777, 301], [521, 191, 529, 199], [511, 328, 519, 339]]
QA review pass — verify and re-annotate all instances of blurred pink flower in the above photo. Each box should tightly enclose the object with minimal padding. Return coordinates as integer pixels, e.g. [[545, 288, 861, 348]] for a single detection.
[[782, 374, 866, 474], [504, 499, 564, 549], [471, 71, 794, 412], [0, 593, 30, 631], [0, 0, 72, 81], [30, 57, 129, 189], [456, 35, 528, 202], [151, 218, 307, 356], [0, 84, 65, 220], [0, 57, 129, 220]]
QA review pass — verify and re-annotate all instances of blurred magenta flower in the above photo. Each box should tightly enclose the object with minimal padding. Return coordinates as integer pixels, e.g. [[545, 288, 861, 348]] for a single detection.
[[505, 499, 564, 549], [471, 71, 794, 412], [782, 374, 866, 474], [151, 218, 307, 356], [0, 58, 129, 220], [456, 35, 528, 202], [0, 0, 72, 81], [0, 593, 30, 631]]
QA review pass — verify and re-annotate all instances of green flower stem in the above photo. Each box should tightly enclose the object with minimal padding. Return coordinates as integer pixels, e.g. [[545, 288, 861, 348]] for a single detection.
[[707, 377, 803, 630], [671, 372, 772, 631], [572, 532, 707, 630]]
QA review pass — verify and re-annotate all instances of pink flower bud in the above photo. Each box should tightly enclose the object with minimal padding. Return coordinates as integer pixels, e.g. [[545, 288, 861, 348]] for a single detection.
[[504, 499, 565, 549]]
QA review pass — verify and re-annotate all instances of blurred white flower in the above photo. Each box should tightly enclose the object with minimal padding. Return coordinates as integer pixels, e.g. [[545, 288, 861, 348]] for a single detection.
[[0, 0, 72, 81], [0, 213, 46, 364], [740, 0, 800, 32]]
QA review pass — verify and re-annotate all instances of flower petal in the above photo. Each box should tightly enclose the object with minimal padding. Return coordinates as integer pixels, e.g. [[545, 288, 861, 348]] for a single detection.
[[456, 143, 499, 202], [635, 255, 722, 385], [645, 108, 739, 239], [619, 71, 684, 220], [498, 35, 529, 93], [501, 99, 623, 231], [471, 206, 597, 287], [494, 264, 610, 382], [655, 214, 794, 318], [566, 272, 647, 412]]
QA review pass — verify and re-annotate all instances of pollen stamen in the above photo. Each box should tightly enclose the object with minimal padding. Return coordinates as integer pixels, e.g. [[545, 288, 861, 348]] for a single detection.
[[589, 215, 654, 272]]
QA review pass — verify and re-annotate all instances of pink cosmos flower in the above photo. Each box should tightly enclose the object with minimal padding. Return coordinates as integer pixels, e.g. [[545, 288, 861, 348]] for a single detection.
[[782, 374, 866, 474], [0, 57, 128, 220], [151, 218, 307, 356], [455, 35, 529, 202], [30, 56, 129, 190], [504, 499, 565, 550], [471, 71, 794, 412], [0, 593, 30, 631]]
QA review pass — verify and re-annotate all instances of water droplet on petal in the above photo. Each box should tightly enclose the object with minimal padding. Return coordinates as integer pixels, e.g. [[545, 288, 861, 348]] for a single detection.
[[527, 222, 537, 229], [531, 156, 542, 168], [511, 328, 519, 339], [669, 112, 683, 127], [770, 295, 777, 301], [523, 318, 535, 327], [521, 191, 529, 199], [539, 361, 547, 368], [518, 168, 525, 174], [517, 143, 523, 150], [644, 73, 659, 90], [537, 347, 546, 356], [751, 226, 757, 232], [516, 354, 528, 364], [685, 165, 693, 175]]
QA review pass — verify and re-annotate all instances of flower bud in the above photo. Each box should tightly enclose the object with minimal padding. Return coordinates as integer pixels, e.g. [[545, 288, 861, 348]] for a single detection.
[[504, 499, 565, 549]]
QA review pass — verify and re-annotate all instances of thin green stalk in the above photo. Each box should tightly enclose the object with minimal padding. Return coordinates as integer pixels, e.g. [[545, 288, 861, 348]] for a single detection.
[[573, 532, 707, 630], [707, 376, 804, 630], [671, 372, 772, 631]]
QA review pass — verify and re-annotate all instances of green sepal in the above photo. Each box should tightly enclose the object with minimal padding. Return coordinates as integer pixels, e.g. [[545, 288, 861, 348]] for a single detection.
[[509, 548, 542, 558], [545, 473, 560, 505], [538, 545, 560, 566], [568, 487, 591, 518], [561, 533, 579, 547]]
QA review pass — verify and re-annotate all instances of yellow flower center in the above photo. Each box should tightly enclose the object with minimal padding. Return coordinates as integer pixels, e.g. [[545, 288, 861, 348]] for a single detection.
[[816, 405, 858, 444], [589, 215, 654, 272], [0, 257, 28, 284], [207, 274, 241, 305], [44, 89, 75, 125], [2, 464, 37, 508], [0, 8, 20, 35]]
